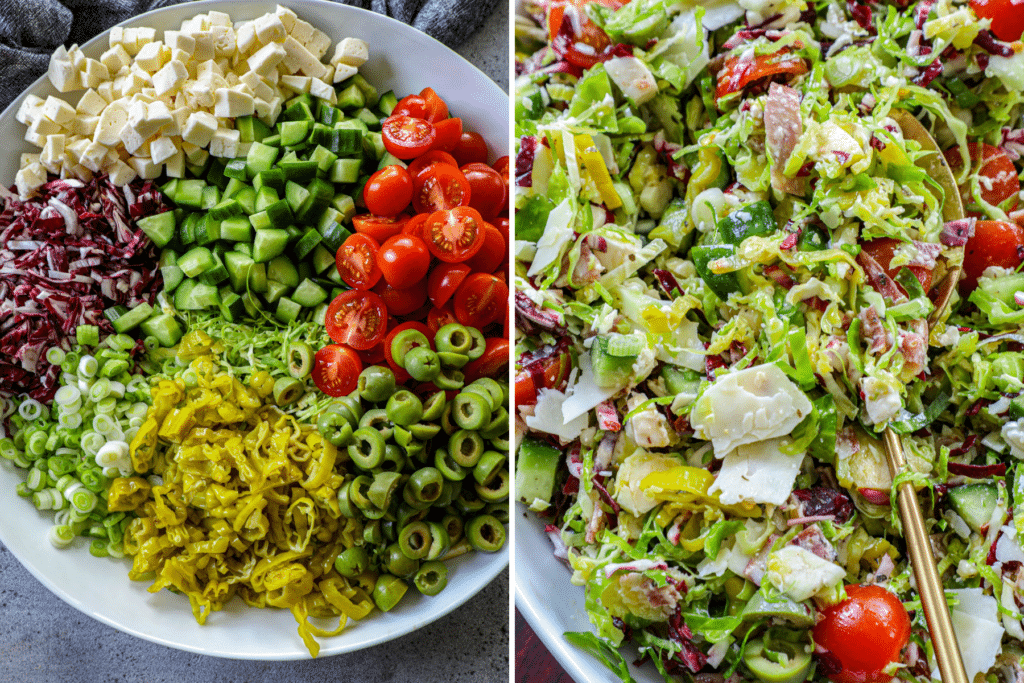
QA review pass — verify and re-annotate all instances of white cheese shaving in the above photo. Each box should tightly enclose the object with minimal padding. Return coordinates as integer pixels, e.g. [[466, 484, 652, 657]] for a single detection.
[[525, 388, 588, 442], [931, 589, 1004, 683], [709, 437, 804, 506], [526, 198, 575, 277], [765, 545, 845, 602], [561, 353, 620, 425]]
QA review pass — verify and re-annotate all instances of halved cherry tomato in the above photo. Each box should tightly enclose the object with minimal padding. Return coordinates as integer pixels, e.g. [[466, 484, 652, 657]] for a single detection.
[[452, 131, 489, 166], [944, 142, 1021, 212], [325, 290, 388, 350], [392, 94, 429, 119], [373, 277, 428, 316], [860, 237, 933, 295], [547, 0, 627, 70], [312, 344, 363, 397], [514, 348, 572, 407], [363, 165, 413, 216], [464, 222, 505, 274], [357, 342, 386, 366], [431, 117, 463, 153], [464, 338, 510, 383], [715, 49, 809, 100], [970, 0, 1024, 42], [962, 220, 1024, 292], [427, 262, 471, 308], [813, 584, 911, 683], [493, 215, 510, 246], [453, 272, 508, 328], [336, 233, 382, 290], [412, 163, 471, 214], [461, 162, 507, 220], [377, 234, 431, 289], [419, 87, 449, 123], [408, 150, 459, 179], [384, 321, 432, 372], [382, 115, 436, 159], [492, 156, 510, 179], [424, 207, 486, 263], [352, 213, 410, 243], [426, 304, 458, 335], [402, 213, 430, 240]]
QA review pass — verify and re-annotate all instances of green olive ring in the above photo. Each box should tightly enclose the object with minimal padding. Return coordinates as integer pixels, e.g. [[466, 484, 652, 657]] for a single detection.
[[460, 383, 496, 411], [389, 329, 430, 367], [424, 522, 451, 560], [349, 427, 386, 470], [436, 479, 462, 508], [441, 513, 464, 545], [383, 541, 420, 578], [466, 514, 506, 553], [437, 351, 469, 368], [421, 391, 447, 422], [358, 408, 394, 441], [409, 422, 441, 441], [337, 479, 358, 518], [470, 378, 504, 408], [449, 430, 485, 468], [372, 573, 408, 612], [484, 501, 510, 524], [465, 327, 487, 360], [398, 520, 432, 560], [334, 546, 370, 577], [473, 450, 507, 486], [452, 392, 489, 431], [434, 366, 466, 390], [357, 365, 397, 403], [405, 466, 444, 507], [475, 467, 510, 503], [368, 471, 403, 510], [454, 489, 486, 516], [375, 443, 406, 473], [435, 323, 473, 355], [413, 560, 449, 596], [434, 448, 467, 481], [348, 474, 374, 510], [404, 346, 441, 382], [386, 390, 424, 427]]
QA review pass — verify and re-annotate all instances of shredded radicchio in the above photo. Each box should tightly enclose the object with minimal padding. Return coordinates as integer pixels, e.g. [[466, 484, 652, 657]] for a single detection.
[[792, 487, 855, 523], [0, 174, 167, 401], [940, 218, 976, 246]]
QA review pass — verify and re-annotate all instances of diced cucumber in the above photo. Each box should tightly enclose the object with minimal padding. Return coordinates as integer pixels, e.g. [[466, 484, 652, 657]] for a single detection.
[[294, 228, 323, 261], [174, 179, 206, 209], [378, 90, 399, 115], [331, 194, 356, 221], [285, 181, 311, 213], [246, 141, 279, 177], [224, 251, 255, 292], [292, 279, 327, 307], [312, 302, 329, 326], [137, 211, 177, 247], [159, 248, 178, 268], [255, 186, 280, 212], [140, 313, 183, 347], [330, 158, 362, 184], [224, 158, 249, 181], [515, 437, 561, 508], [948, 484, 998, 533], [161, 264, 184, 292], [161, 178, 178, 197], [334, 118, 369, 134], [223, 177, 247, 199], [275, 297, 302, 323], [317, 101, 342, 126], [318, 220, 352, 252], [219, 288, 247, 322], [350, 74, 379, 107], [178, 246, 216, 277], [249, 199, 293, 231], [109, 303, 154, 334], [265, 279, 290, 304], [175, 280, 220, 310], [252, 228, 290, 262], [268, 256, 300, 287], [235, 186, 257, 215], [591, 337, 637, 389], [337, 83, 365, 110], [311, 244, 336, 274], [297, 260, 313, 282], [363, 131, 385, 160], [279, 119, 311, 145], [296, 178, 334, 224], [235, 242, 252, 258], [201, 185, 220, 210], [309, 145, 338, 173], [248, 261, 268, 292], [179, 212, 199, 245], [220, 215, 252, 242], [236, 115, 270, 143], [205, 159, 228, 190], [197, 252, 229, 286], [354, 107, 381, 130], [330, 128, 362, 156], [279, 160, 318, 183], [261, 134, 281, 147], [209, 198, 244, 220], [282, 100, 314, 123], [254, 168, 287, 193], [377, 152, 407, 170], [242, 292, 262, 318], [193, 215, 221, 246]]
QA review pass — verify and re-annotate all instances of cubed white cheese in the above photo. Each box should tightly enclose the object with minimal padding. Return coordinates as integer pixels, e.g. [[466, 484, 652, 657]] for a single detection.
[[48, 55, 81, 93], [254, 96, 282, 126], [120, 28, 141, 55], [119, 123, 149, 155], [79, 141, 108, 172], [282, 36, 326, 79], [196, 59, 224, 79], [15, 95, 45, 125], [235, 22, 259, 55], [135, 27, 157, 49], [191, 32, 215, 62], [181, 111, 219, 147], [290, 19, 314, 44], [97, 81, 116, 102], [94, 100, 129, 145], [152, 59, 188, 96], [71, 115, 99, 137], [67, 45, 85, 69], [134, 41, 167, 73], [305, 29, 331, 59], [309, 77, 336, 105], [332, 38, 368, 67], [207, 10, 231, 27], [20, 153, 40, 167], [208, 127, 241, 158], [280, 74, 311, 93], [214, 88, 255, 118], [275, 5, 298, 31], [100, 44, 131, 74], [239, 71, 274, 101], [107, 159, 137, 186], [254, 14, 287, 44], [149, 136, 178, 164], [82, 59, 111, 89], [247, 41, 287, 76], [210, 25, 236, 57], [166, 107, 189, 137], [76, 89, 108, 116], [40, 134, 66, 173], [64, 137, 90, 165], [164, 30, 194, 55], [109, 27, 124, 49], [15, 162, 48, 199], [41, 96, 76, 126], [120, 71, 148, 98], [321, 64, 335, 84], [129, 155, 162, 180]]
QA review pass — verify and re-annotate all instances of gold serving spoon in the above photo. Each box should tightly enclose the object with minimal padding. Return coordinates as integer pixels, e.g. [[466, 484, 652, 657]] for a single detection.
[[883, 109, 967, 683]]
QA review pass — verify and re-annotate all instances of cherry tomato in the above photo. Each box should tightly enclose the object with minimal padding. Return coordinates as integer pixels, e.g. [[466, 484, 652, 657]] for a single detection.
[[452, 131, 489, 166], [392, 94, 429, 119], [970, 0, 1024, 41], [962, 220, 1024, 291], [402, 213, 430, 240], [325, 290, 388, 350], [514, 350, 572, 407], [382, 115, 436, 159], [424, 207, 486, 263], [461, 162, 507, 220], [383, 321, 432, 372], [715, 49, 809, 100], [427, 262, 471, 308], [352, 213, 410, 243], [426, 304, 458, 335], [813, 585, 911, 683], [419, 87, 450, 123], [453, 272, 508, 328], [377, 233, 431, 289], [944, 142, 1021, 212], [464, 222, 506, 274], [464, 338, 510, 383], [493, 215, 510, 246], [363, 165, 414, 216], [312, 344, 363, 397], [413, 163, 471, 214], [431, 117, 463, 153], [335, 233, 382, 290], [492, 156, 510, 180], [357, 342, 386, 366], [547, 0, 628, 69], [373, 278, 428, 316], [860, 237, 933, 295], [408, 150, 459, 179]]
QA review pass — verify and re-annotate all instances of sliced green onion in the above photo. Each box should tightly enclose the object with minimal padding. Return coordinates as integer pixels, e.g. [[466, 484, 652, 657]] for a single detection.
[[88, 377, 111, 402], [95, 397, 117, 415], [89, 539, 109, 557], [80, 431, 104, 456], [181, 368, 199, 387], [46, 347, 66, 365], [76, 325, 99, 347], [26, 468, 45, 491], [107, 381, 125, 399], [0, 438, 19, 460], [58, 412, 83, 430], [32, 488, 64, 510], [143, 336, 160, 351], [18, 399, 43, 421], [48, 524, 75, 548], [70, 488, 97, 513], [127, 402, 149, 420], [126, 377, 148, 394], [54, 385, 81, 406], [92, 413, 116, 435], [78, 355, 98, 378], [107, 333, 135, 350], [26, 431, 47, 457]]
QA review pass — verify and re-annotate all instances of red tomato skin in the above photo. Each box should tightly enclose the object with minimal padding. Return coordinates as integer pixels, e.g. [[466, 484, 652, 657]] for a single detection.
[[382, 116, 437, 159], [813, 585, 911, 683], [715, 49, 809, 100], [546, 0, 627, 69], [464, 338, 510, 383], [352, 214, 410, 243], [970, 0, 1024, 41], [452, 131, 490, 166], [412, 163, 471, 214], [336, 233, 383, 290], [453, 272, 509, 329], [461, 162, 507, 221], [424, 207, 487, 263], [392, 94, 429, 119], [373, 278, 428, 316], [944, 142, 1021, 211], [383, 321, 432, 372], [427, 262, 471, 308], [431, 118, 463, 153], [464, 222, 506, 274], [426, 304, 459, 336], [325, 290, 388, 350], [363, 165, 414, 216], [402, 213, 430, 240], [860, 238, 933, 294], [962, 220, 1024, 291], [408, 151, 459, 179], [312, 344, 363, 397], [419, 87, 450, 122], [376, 234, 431, 289]]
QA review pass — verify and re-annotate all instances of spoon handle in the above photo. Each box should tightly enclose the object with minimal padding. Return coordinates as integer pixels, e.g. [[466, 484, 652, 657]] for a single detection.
[[882, 428, 967, 683]]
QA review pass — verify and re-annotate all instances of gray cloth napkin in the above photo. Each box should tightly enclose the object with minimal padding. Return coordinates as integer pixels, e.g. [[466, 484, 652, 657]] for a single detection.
[[0, 0, 499, 112]]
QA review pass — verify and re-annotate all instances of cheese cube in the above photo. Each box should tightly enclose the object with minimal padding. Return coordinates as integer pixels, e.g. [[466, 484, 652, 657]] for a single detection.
[[70, 163, 94, 181], [153, 60, 188, 96], [248, 42, 287, 76], [146, 100, 173, 130], [236, 22, 258, 56], [40, 96, 75, 126], [181, 111, 219, 147], [305, 29, 331, 59], [120, 71, 148, 98], [254, 96, 282, 126], [68, 45, 85, 69], [309, 78, 336, 105], [166, 107, 190, 137], [15, 95, 45, 125], [26, 116, 61, 148], [164, 150, 185, 178], [80, 141, 109, 172], [83, 59, 111, 89], [48, 55, 81, 93], [192, 32, 216, 62], [181, 140, 209, 165], [97, 81, 116, 102], [109, 27, 124, 50], [149, 136, 177, 164], [333, 38, 369, 67], [107, 159, 137, 186], [290, 19, 314, 44], [100, 44, 131, 74], [275, 5, 298, 32], [40, 135, 66, 173], [129, 155, 162, 180], [136, 27, 157, 46], [76, 89, 108, 116], [208, 127, 240, 158], [214, 88, 255, 118], [254, 14, 287, 44], [94, 100, 129, 145], [166, 30, 196, 55], [65, 137, 90, 165], [132, 90, 157, 104], [332, 63, 357, 84], [211, 26, 236, 57], [135, 42, 167, 73], [20, 153, 40, 168], [196, 59, 224, 79], [208, 10, 231, 27], [280, 74, 311, 94], [225, 72, 241, 86], [15, 162, 48, 199], [239, 71, 274, 101], [120, 28, 141, 55], [119, 123, 149, 155], [282, 36, 327, 79], [71, 115, 99, 137]]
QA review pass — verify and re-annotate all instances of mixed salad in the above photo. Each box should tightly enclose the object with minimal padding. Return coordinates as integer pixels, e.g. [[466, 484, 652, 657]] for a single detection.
[[515, 0, 1024, 682], [0, 4, 509, 657]]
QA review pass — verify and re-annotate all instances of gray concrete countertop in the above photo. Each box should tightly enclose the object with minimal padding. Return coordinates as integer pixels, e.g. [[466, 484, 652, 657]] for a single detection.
[[0, 2, 510, 681]]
